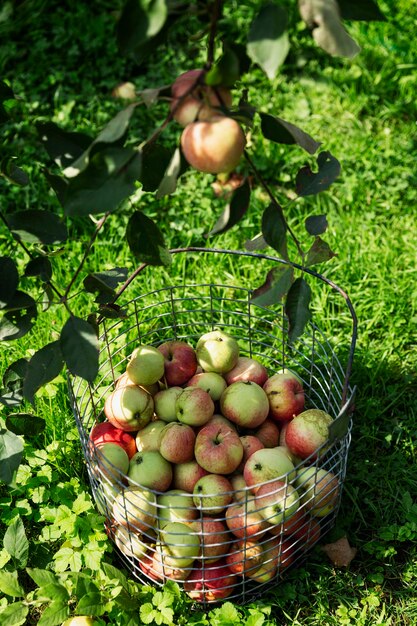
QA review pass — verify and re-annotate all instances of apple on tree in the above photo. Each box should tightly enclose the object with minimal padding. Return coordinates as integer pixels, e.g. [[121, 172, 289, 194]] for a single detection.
[[195, 330, 239, 373], [263, 369, 305, 422], [157, 340, 197, 386]]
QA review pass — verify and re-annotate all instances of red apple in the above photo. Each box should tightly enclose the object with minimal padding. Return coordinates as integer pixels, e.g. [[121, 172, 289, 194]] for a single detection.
[[229, 473, 248, 502], [193, 474, 234, 515], [139, 548, 192, 582], [176, 386, 215, 426], [226, 538, 265, 576], [199, 414, 237, 434], [224, 356, 268, 386], [194, 422, 243, 475], [89, 421, 137, 459], [236, 435, 264, 473], [172, 459, 209, 493], [159, 422, 196, 464], [104, 385, 154, 432], [171, 69, 232, 127], [187, 517, 231, 563], [225, 499, 269, 540], [263, 369, 305, 422], [184, 559, 238, 602], [157, 340, 198, 386], [254, 418, 280, 448], [285, 409, 333, 460]]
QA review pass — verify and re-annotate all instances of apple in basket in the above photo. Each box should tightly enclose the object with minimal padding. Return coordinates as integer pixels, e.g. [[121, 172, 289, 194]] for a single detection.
[[295, 466, 340, 518], [112, 487, 157, 534], [93, 442, 129, 483], [128, 450, 173, 492], [220, 381, 270, 428], [185, 371, 227, 402], [89, 421, 137, 459], [192, 474, 234, 515], [243, 447, 296, 492], [104, 385, 154, 432], [159, 422, 196, 464], [224, 356, 268, 387], [154, 386, 183, 422], [157, 489, 198, 528], [225, 538, 265, 576], [194, 422, 243, 474], [126, 345, 165, 386], [184, 559, 238, 602], [285, 408, 333, 460], [159, 521, 201, 568], [186, 517, 231, 563], [263, 369, 305, 422], [195, 330, 239, 373], [172, 459, 209, 493], [135, 420, 166, 453], [158, 340, 198, 386], [254, 418, 280, 448], [175, 386, 215, 426]]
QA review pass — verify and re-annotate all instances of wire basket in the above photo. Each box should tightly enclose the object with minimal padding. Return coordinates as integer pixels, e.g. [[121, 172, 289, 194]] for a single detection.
[[68, 248, 357, 606]]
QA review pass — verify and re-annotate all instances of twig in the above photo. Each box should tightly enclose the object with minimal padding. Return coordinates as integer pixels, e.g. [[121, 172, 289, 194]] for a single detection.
[[205, 0, 223, 68]]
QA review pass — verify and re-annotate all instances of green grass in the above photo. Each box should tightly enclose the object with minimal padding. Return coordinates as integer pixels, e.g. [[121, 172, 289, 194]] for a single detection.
[[1, 0, 417, 624]]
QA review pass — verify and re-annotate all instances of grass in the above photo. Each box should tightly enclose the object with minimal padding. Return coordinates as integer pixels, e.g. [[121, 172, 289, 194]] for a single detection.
[[1, 0, 417, 624]]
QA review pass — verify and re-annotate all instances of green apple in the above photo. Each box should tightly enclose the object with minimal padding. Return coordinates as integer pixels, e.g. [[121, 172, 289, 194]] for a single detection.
[[175, 386, 214, 426], [185, 372, 227, 402], [128, 450, 172, 492], [154, 386, 183, 422], [295, 466, 340, 517], [126, 345, 165, 386], [94, 442, 129, 483], [112, 487, 157, 533], [220, 381, 269, 428], [196, 330, 239, 374], [104, 384, 154, 432], [135, 420, 166, 452], [159, 521, 200, 567], [193, 474, 234, 515], [61, 618, 96, 626], [254, 479, 300, 525], [243, 447, 296, 492], [157, 489, 198, 528], [113, 525, 154, 559]]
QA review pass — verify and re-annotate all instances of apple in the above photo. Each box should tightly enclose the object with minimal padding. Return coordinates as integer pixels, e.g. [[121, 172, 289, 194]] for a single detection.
[[225, 538, 265, 576], [135, 420, 166, 452], [195, 330, 239, 374], [157, 340, 197, 386], [159, 521, 200, 567], [243, 447, 296, 492], [278, 420, 302, 465], [89, 421, 137, 459], [112, 487, 157, 533], [254, 418, 280, 448], [184, 559, 238, 602], [154, 386, 183, 422], [185, 371, 227, 402], [172, 459, 209, 492], [175, 386, 214, 426], [181, 115, 246, 174], [293, 516, 321, 549], [285, 409, 333, 460], [94, 442, 129, 483], [115, 372, 159, 395], [104, 384, 154, 432], [159, 422, 196, 463], [230, 473, 248, 502], [220, 381, 270, 428], [263, 369, 305, 422], [140, 547, 191, 582], [128, 450, 172, 492], [224, 356, 268, 386], [126, 345, 165, 386], [171, 69, 232, 127], [246, 536, 294, 582], [193, 474, 234, 515], [61, 618, 96, 626], [236, 435, 264, 473], [268, 504, 308, 537], [95, 478, 123, 517], [254, 479, 300, 525], [296, 467, 339, 518], [225, 499, 269, 540], [200, 413, 237, 433], [113, 524, 153, 560], [194, 422, 243, 475], [157, 489, 198, 528], [187, 517, 230, 563]]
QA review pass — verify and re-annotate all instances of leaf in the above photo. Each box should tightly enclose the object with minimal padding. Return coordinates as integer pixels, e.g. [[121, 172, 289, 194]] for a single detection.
[[117, 0, 168, 56], [296, 151, 341, 197], [0, 81, 15, 123], [60, 317, 99, 382], [156, 148, 184, 199], [261, 202, 288, 257], [101, 563, 129, 590], [24, 257, 53, 282], [0, 428, 24, 484], [244, 233, 267, 251], [37, 122, 92, 169], [260, 113, 320, 154], [208, 178, 251, 236], [322, 536, 357, 567], [76, 592, 107, 616], [0, 601, 29, 626], [64, 104, 137, 177], [63, 147, 141, 216], [298, 0, 361, 58], [139, 144, 173, 192], [0, 157, 30, 186], [126, 211, 172, 266], [0, 256, 19, 308], [305, 236, 337, 266], [337, 0, 386, 21], [26, 568, 59, 588], [6, 210, 68, 245], [36, 583, 69, 603], [37, 601, 69, 626], [305, 214, 328, 235], [83, 268, 128, 295], [285, 277, 312, 343], [23, 341, 64, 404], [2, 359, 28, 393], [251, 265, 294, 306], [205, 47, 240, 87], [6, 413, 45, 438], [0, 570, 24, 597], [3, 516, 29, 569], [0, 301, 37, 341], [247, 3, 290, 79]]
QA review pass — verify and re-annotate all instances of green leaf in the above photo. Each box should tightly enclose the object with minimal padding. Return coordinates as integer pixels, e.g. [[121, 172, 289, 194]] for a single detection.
[[0, 601, 29, 626], [5, 413, 45, 437], [259, 113, 320, 154], [299, 0, 360, 58], [26, 568, 59, 588], [338, 0, 386, 21], [24, 257, 53, 282], [0, 256, 19, 308], [36, 583, 69, 603], [244, 233, 267, 251], [37, 122, 92, 169], [205, 47, 240, 87], [117, 0, 168, 56], [76, 592, 107, 616], [6, 210, 68, 245], [0, 304, 37, 341], [296, 151, 341, 197], [156, 148, 185, 199], [261, 202, 288, 257], [1, 359, 28, 406], [60, 317, 99, 382], [63, 147, 141, 216], [101, 563, 130, 590], [305, 236, 337, 266], [23, 341, 64, 404], [83, 268, 128, 296], [0, 428, 24, 484], [139, 144, 173, 192], [0, 157, 30, 186], [3, 516, 29, 569], [0, 81, 15, 123], [37, 601, 69, 626], [247, 3, 289, 79], [285, 277, 312, 343], [208, 178, 251, 236], [251, 265, 294, 306], [0, 570, 24, 597], [126, 211, 172, 266], [305, 214, 328, 235]]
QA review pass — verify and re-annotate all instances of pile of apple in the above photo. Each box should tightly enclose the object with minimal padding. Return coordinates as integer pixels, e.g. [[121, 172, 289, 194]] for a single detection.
[[171, 69, 246, 175], [89, 330, 340, 602]]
